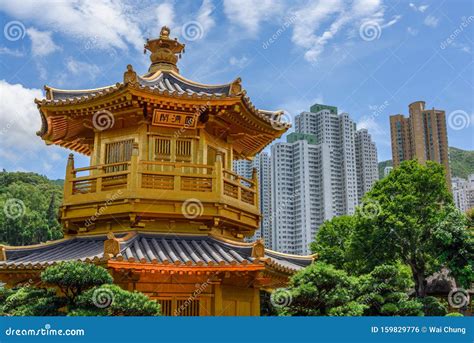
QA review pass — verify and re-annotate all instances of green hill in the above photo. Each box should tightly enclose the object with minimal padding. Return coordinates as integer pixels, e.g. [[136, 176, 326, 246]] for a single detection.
[[449, 147, 474, 179], [378, 160, 393, 179], [378, 147, 474, 179], [0, 171, 64, 246]]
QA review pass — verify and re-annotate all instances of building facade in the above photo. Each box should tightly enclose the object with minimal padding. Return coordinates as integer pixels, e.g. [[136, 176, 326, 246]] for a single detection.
[[384, 166, 393, 177], [390, 101, 451, 187], [271, 133, 332, 255], [355, 129, 379, 203], [233, 153, 272, 246], [295, 105, 358, 215], [452, 174, 474, 212], [271, 105, 378, 254]]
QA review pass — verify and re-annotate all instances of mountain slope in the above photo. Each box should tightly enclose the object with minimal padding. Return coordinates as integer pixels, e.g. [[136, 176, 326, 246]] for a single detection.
[[378, 147, 474, 179]]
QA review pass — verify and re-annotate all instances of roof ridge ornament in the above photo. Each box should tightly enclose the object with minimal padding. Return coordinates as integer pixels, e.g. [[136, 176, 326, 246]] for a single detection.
[[123, 64, 138, 85], [144, 26, 185, 74]]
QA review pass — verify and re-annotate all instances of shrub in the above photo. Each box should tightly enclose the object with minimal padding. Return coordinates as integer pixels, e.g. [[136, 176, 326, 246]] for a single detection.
[[41, 261, 113, 302], [73, 284, 160, 316], [1, 287, 65, 316], [421, 296, 448, 316]]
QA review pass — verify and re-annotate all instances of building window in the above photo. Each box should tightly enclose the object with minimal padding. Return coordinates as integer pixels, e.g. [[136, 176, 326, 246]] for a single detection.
[[104, 139, 133, 172], [176, 139, 192, 162], [154, 138, 171, 161]]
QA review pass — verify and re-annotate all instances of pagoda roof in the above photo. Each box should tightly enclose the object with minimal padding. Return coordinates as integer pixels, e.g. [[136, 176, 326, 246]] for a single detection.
[[42, 70, 234, 103], [37, 69, 285, 127], [0, 232, 313, 274]]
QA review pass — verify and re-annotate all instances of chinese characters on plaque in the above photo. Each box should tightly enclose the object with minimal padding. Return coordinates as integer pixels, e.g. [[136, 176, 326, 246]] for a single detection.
[[152, 110, 197, 129]]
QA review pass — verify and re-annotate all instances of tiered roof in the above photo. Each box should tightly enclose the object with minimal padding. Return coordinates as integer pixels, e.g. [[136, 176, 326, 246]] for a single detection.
[[1, 232, 314, 275]]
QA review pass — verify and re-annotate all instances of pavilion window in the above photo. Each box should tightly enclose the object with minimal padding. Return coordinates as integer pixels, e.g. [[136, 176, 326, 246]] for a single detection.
[[104, 139, 133, 173], [157, 299, 173, 316], [154, 138, 171, 161], [176, 299, 200, 316], [175, 139, 192, 162]]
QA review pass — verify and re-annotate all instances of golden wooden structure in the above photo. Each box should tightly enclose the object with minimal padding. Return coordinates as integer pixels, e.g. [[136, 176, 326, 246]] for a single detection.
[[0, 27, 314, 316]]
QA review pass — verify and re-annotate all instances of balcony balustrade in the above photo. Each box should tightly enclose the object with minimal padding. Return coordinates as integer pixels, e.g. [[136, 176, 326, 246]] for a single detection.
[[62, 150, 259, 232]]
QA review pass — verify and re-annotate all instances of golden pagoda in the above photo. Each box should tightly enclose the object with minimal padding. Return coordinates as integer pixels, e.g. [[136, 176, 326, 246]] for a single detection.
[[0, 27, 314, 316]]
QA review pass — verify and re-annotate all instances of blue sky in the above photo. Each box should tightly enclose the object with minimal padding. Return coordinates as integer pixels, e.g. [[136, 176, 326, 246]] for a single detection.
[[0, 0, 473, 180]]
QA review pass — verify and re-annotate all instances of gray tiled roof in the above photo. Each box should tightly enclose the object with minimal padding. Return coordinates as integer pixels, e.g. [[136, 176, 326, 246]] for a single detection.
[[1, 233, 313, 272], [48, 71, 231, 102]]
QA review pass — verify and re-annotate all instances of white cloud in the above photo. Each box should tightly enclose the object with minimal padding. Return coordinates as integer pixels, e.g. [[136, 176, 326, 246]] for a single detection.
[[196, 0, 216, 33], [65, 57, 100, 80], [223, 0, 283, 34], [0, 80, 42, 157], [357, 115, 390, 145], [155, 2, 175, 29], [291, 0, 400, 62], [452, 41, 471, 54], [0, 0, 144, 51], [409, 3, 429, 13], [0, 80, 85, 176], [229, 56, 249, 68], [424, 15, 439, 28], [0, 46, 24, 57], [407, 27, 419, 36], [26, 28, 60, 57]]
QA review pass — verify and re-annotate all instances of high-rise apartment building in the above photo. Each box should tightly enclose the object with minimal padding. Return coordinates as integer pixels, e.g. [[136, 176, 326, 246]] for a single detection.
[[452, 174, 474, 212], [233, 152, 272, 246], [271, 104, 378, 254], [390, 101, 451, 186], [295, 105, 358, 215], [271, 133, 332, 254], [355, 129, 379, 202]]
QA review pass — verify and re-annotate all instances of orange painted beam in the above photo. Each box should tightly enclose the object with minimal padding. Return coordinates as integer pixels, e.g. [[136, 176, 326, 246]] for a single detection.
[[107, 260, 265, 272]]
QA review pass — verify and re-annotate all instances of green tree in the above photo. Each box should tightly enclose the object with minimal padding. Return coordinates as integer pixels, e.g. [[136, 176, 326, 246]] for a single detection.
[[348, 160, 472, 297], [310, 215, 355, 269], [71, 284, 161, 316], [276, 262, 366, 316], [1, 287, 65, 316], [41, 261, 113, 302], [357, 264, 424, 316]]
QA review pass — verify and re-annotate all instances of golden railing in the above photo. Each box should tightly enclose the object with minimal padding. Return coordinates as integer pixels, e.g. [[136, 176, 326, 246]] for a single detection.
[[64, 153, 258, 208]]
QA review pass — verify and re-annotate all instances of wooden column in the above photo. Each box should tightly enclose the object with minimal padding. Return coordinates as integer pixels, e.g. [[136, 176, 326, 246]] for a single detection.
[[214, 153, 223, 196], [213, 283, 223, 316], [64, 153, 75, 199], [129, 142, 139, 192], [251, 287, 260, 316]]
